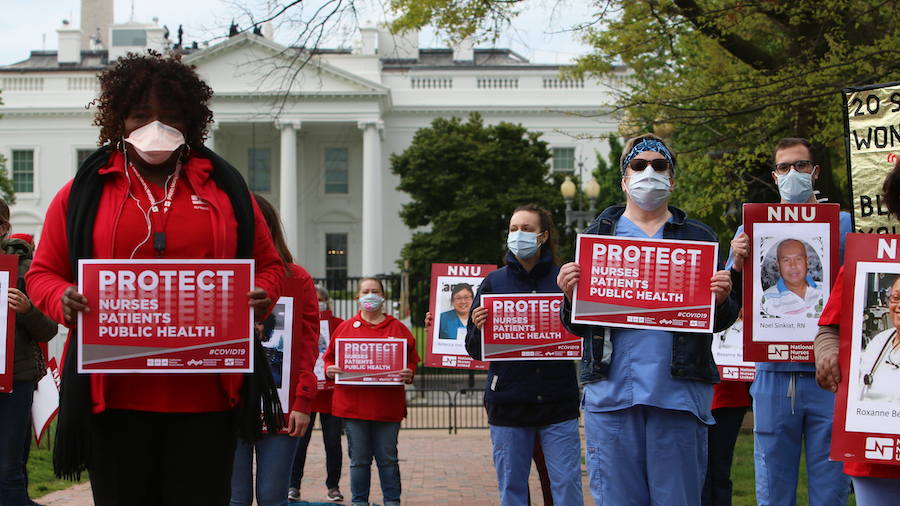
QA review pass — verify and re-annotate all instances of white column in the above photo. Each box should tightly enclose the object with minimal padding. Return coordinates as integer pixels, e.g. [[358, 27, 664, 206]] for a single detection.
[[277, 120, 300, 256], [205, 122, 219, 152], [358, 121, 384, 276]]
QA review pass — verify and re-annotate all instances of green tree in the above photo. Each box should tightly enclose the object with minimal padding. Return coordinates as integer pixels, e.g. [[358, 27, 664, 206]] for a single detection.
[[392, 113, 572, 319], [592, 135, 625, 213], [389, 0, 900, 237]]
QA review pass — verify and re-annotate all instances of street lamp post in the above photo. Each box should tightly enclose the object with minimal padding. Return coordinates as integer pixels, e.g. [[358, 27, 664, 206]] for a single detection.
[[561, 175, 601, 234]]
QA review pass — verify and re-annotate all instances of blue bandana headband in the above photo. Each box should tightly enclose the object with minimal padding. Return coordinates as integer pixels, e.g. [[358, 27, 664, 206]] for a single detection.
[[621, 138, 675, 175]]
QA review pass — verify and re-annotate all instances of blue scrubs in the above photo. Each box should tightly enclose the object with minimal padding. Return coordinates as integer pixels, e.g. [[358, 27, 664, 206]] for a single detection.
[[582, 216, 713, 506], [729, 212, 853, 506]]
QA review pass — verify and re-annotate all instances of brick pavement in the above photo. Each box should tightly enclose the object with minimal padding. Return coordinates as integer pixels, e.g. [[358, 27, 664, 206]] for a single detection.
[[36, 428, 590, 505]]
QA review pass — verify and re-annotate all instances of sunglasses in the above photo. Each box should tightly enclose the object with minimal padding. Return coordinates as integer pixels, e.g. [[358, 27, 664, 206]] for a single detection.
[[627, 159, 670, 172]]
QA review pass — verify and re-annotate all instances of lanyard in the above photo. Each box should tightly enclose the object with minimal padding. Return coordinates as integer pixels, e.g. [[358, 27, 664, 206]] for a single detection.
[[129, 161, 182, 257]]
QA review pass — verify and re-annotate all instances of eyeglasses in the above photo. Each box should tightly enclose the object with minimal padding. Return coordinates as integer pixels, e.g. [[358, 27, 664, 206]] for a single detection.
[[453, 295, 473, 302], [627, 159, 670, 172], [889, 294, 900, 304], [773, 160, 814, 175]]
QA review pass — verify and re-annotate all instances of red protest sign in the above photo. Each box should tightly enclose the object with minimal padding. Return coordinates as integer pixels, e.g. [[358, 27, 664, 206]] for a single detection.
[[0, 254, 20, 393], [77, 259, 255, 373], [571, 235, 718, 332], [481, 293, 581, 360], [831, 234, 900, 465], [742, 204, 841, 362], [425, 263, 495, 370], [335, 338, 407, 385]]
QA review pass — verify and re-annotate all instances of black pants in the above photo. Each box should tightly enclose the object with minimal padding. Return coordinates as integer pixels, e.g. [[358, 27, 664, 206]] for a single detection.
[[701, 406, 747, 506], [88, 409, 238, 506], [291, 412, 343, 490]]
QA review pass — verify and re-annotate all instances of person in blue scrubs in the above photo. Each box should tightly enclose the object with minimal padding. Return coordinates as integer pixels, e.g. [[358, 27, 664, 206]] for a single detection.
[[557, 133, 739, 506], [729, 138, 851, 506]]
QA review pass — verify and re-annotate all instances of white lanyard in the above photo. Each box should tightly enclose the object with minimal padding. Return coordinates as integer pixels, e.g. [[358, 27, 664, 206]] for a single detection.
[[129, 161, 182, 256]]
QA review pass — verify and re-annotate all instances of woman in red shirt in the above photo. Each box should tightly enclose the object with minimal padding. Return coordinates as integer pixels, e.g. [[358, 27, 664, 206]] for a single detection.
[[25, 51, 285, 506], [815, 158, 900, 504], [323, 278, 420, 506]]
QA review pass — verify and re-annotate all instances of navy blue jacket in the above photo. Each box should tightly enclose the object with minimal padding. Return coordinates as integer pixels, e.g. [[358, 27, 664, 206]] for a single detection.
[[466, 249, 581, 419], [561, 205, 740, 385]]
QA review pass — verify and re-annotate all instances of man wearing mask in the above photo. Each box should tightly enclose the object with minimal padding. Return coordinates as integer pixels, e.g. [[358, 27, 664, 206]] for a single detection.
[[729, 138, 852, 506]]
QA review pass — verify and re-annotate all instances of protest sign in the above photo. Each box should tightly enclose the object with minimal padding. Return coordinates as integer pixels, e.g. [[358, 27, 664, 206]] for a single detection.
[[743, 204, 840, 362], [31, 357, 60, 447], [842, 82, 900, 234], [481, 293, 581, 360], [426, 263, 494, 370], [315, 310, 335, 391], [77, 259, 254, 373], [0, 254, 18, 392], [335, 337, 407, 385], [713, 320, 755, 381], [571, 235, 718, 332], [832, 234, 900, 465]]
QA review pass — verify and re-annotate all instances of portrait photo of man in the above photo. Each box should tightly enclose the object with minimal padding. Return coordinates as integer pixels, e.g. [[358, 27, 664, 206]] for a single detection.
[[761, 239, 824, 318]]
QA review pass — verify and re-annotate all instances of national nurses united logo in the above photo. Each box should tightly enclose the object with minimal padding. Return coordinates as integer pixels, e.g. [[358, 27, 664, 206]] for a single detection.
[[768, 344, 789, 360], [442, 356, 457, 367], [865, 437, 895, 460]]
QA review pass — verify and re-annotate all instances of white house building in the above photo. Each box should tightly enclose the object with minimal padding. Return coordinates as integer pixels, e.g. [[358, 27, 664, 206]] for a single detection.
[[0, 2, 626, 279]]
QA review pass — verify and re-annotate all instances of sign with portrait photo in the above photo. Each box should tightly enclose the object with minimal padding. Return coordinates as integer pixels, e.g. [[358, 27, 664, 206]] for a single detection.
[[335, 337, 407, 385], [316, 310, 334, 391], [571, 235, 719, 332], [0, 254, 15, 392], [742, 204, 840, 362], [712, 317, 755, 382], [481, 293, 581, 360], [842, 81, 900, 235], [426, 263, 495, 370], [832, 234, 900, 465], [77, 259, 255, 373]]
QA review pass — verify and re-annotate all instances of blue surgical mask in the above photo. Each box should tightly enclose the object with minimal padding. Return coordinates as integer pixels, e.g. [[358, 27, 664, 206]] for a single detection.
[[777, 169, 814, 203], [507, 230, 542, 260], [358, 293, 384, 312]]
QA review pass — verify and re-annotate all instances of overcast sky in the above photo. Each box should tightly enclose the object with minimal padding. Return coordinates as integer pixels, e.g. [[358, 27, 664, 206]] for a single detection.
[[0, 0, 596, 66]]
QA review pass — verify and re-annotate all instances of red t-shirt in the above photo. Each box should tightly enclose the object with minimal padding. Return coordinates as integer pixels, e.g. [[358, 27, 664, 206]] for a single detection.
[[323, 313, 420, 422], [104, 167, 230, 413], [818, 267, 900, 478]]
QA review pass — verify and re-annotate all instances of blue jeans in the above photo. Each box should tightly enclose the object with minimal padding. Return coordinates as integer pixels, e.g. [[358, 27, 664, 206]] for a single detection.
[[291, 412, 343, 490], [231, 434, 301, 506], [344, 418, 401, 504], [851, 476, 900, 506], [0, 381, 35, 506], [751, 371, 850, 506], [490, 418, 584, 506], [584, 405, 708, 506]]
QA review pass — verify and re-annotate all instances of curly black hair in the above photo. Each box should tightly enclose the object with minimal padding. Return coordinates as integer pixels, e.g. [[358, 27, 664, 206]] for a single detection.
[[93, 50, 213, 147]]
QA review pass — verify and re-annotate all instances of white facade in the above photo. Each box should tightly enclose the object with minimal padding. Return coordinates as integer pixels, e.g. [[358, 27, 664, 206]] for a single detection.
[[0, 20, 625, 278]]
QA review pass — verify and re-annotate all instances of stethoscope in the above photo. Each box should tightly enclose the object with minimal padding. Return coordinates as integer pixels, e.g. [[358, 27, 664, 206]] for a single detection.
[[863, 329, 899, 386]]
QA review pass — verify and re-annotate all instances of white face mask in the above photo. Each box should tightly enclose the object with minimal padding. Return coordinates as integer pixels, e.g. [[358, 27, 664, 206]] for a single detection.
[[318, 301, 328, 312], [777, 169, 815, 204], [125, 120, 185, 165], [625, 168, 671, 211]]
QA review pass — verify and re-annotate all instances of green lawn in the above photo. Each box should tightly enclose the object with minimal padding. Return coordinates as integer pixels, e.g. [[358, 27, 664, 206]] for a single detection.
[[27, 421, 89, 499]]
